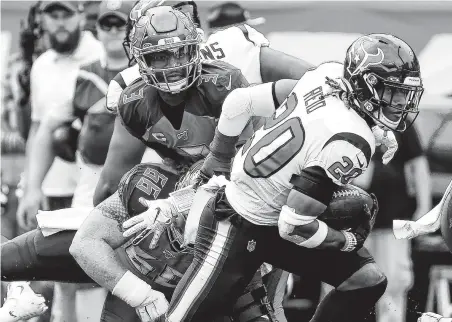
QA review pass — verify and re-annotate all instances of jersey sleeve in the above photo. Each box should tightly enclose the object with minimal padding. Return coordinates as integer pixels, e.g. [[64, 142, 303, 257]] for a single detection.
[[116, 81, 148, 139], [200, 61, 249, 117], [106, 65, 141, 114], [306, 133, 374, 186], [201, 25, 269, 84], [237, 24, 270, 47]]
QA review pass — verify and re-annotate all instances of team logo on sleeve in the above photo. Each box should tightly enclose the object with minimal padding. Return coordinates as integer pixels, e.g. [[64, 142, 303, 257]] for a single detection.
[[197, 74, 219, 86]]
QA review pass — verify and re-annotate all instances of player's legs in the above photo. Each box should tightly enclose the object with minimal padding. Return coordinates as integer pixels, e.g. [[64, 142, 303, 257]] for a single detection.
[[365, 229, 413, 322], [261, 231, 387, 322], [166, 192, 263, 322], [1, 229, 92, 282], [263, 268, 289, 322]]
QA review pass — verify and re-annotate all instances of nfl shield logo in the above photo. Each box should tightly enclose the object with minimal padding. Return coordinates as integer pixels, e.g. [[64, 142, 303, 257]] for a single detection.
[[107, 0, 122, 11], [247, 240, 256, 252]]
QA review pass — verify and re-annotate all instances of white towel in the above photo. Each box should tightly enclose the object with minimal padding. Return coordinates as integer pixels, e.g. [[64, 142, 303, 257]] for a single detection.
[[36, 207, 94, 237], [393, 203, 441, 240]]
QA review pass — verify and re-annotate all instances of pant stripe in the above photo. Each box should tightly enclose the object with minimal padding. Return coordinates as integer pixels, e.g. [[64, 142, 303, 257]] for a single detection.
[[168, 219, 233, 321]]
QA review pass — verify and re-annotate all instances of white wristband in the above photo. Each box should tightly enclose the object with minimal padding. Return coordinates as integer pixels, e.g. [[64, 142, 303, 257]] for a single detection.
[[341, 231, 358, 252], [112, 271, 153, 308], [298, 220, 328, 248]]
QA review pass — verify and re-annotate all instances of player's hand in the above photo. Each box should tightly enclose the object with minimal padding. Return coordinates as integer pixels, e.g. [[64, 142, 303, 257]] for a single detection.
[[342, 193, 378, 251], [199, 152, 232, 181], [122, 198, 175, 249], [16, 188, 46, 230], [372, 126, 398, 165], [418, 312, 449, 322], [135, 289, 169, 322]]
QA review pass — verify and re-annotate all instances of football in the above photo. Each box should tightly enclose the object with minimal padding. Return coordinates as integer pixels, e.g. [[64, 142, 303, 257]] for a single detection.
[[318, 184, 376, 231]]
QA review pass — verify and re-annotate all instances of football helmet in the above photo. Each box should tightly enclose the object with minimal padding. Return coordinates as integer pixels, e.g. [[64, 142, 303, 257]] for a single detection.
[[344, 34, 424, 132], [129, 5, 202, 93]]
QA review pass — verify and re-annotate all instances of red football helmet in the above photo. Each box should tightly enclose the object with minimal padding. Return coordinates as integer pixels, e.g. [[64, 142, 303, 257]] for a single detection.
[[344, 34, 424, 132], [129, 5, 202, 93]]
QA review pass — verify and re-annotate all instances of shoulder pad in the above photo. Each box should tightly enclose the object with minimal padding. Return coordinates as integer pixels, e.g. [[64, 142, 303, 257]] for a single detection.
[[198, 61, 248, 92], [116, 80, 147, 126]]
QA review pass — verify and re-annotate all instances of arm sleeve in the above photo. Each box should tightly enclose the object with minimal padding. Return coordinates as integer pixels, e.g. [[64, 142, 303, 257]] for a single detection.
[[96, 191, 131, 222], [217, 82, 276, 137]]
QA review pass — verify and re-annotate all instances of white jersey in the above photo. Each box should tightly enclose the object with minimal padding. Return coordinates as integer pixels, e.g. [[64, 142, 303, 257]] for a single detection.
[[225, 62, 376, 226], [200, 24, 269, 84], [106, 24, 269, 113]]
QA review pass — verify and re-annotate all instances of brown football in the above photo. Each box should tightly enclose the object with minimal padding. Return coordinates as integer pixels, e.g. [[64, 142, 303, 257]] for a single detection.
[[318, 184, 375, 231]]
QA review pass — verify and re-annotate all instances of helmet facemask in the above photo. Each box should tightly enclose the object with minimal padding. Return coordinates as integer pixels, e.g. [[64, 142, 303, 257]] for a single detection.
[[354, 72, 423, 132], [135, 43, 201, 93]]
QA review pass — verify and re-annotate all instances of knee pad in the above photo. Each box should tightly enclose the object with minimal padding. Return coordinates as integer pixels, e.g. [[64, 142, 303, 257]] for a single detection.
[[1, 230, 39, 280]]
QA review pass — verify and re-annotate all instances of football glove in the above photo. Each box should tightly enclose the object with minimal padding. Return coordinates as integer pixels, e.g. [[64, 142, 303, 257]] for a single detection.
[[112, 271, 169, 322], [341, 193, 379, 252], [122, 198, 176, 249], [135, 290, 169, 322]]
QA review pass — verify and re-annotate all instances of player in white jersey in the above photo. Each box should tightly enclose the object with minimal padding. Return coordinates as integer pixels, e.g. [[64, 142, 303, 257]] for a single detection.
[[134, 34, 423, 321]]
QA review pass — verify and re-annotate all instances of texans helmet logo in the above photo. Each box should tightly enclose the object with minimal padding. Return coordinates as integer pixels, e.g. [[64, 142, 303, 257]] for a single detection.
[[347, 36, 385, 76]]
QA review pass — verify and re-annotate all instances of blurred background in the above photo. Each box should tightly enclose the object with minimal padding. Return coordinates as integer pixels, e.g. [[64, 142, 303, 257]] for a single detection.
[[2, 1, 452, 322]]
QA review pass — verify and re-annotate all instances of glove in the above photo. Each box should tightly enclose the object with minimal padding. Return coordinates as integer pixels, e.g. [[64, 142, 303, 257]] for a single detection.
[[372, 125, 398, 165], [122, 198, 176, 249], [112, 271, 169, 322], [135, 290, 169, 322], [341, 193, 379, 252], [418, 312, 449, 322]]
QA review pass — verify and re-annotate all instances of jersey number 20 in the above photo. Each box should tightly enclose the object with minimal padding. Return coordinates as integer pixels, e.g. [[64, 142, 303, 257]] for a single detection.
[[242, 92, 305, 178]]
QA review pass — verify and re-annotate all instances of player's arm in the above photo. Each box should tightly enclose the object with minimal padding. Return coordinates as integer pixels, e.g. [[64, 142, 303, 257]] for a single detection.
[[201, 79, 297, 177], [93, 117, 146, 205], [277, 167, 346, 250], [70, 192, 129, 291], [71, 191, 169, 318], [260, 47, 314, 82], [287, 136, 375, 251]]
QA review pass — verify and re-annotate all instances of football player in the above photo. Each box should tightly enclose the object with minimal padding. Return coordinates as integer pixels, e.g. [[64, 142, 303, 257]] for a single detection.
[[98, 5, 312, 318], [135, 34, 424, 321], [95, 0, 313, 205], [2, 161, 278, 322]]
